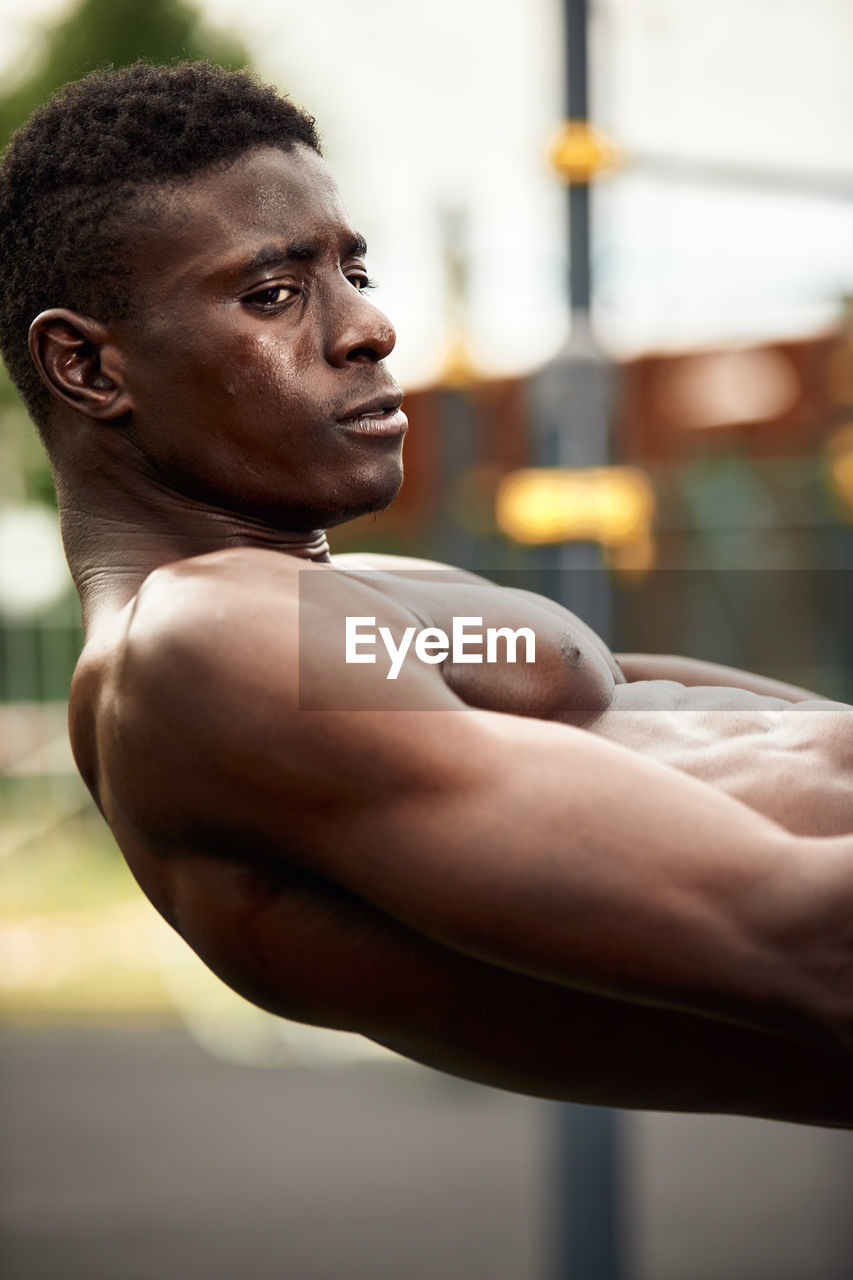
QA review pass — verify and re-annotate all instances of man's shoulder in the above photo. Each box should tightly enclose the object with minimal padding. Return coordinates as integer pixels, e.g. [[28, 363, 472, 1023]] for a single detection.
[[332, 551, 486, 585], [115, 548, 313, 710], [77, 545, 444, 761], [72, 550, 299, 754], [74, 546, 469, 855], [134, 545, 305, 621], [129, 546, 471, 642], [72, 550, 314, 846]]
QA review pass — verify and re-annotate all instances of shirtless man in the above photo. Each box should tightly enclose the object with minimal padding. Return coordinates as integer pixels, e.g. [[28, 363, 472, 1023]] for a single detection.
[[1, 62, 851, 1127]]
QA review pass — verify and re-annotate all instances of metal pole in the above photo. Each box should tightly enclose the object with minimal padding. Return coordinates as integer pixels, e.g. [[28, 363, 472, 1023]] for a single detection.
[[566, 0, 592, 314], [548, 3, 625, 1278], [551, 1103, 624, 1280]]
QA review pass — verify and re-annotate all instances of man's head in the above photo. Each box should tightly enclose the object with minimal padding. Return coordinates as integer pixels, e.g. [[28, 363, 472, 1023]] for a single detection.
[[0, 63, 406, 530], [0, 61, 320, 431]]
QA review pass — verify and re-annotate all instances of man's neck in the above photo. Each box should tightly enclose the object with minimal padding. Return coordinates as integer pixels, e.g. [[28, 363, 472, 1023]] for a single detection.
[[58, 475, 331, 636]]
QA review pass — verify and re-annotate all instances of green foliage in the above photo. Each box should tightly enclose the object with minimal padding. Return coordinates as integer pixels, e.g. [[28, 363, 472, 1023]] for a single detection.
[[0, 0, 248, 145], [0, 0, 249, 504]]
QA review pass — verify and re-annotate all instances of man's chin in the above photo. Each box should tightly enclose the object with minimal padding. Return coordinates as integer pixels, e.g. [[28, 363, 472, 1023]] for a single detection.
[[323, 471, 403, 529], [259, 465, 404, 532]]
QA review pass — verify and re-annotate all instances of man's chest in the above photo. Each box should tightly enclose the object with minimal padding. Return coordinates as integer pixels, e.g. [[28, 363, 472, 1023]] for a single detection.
[[339, 570, 618, 723]]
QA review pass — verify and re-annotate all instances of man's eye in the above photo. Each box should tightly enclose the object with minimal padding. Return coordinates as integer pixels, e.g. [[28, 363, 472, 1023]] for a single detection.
[[245, 285, 297, 309], [348, 273, 377, 293]]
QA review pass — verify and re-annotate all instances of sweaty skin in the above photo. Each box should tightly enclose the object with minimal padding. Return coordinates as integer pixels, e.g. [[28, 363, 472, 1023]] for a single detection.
[[28, 143, 853, 1126]]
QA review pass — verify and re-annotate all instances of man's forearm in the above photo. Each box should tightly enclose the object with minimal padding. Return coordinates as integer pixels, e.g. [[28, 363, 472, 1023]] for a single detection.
[[615, 653, 830, 702], [278, 709, 853, 1059], [374, 966, 853, 1128], [165, 852, 853, 1127]]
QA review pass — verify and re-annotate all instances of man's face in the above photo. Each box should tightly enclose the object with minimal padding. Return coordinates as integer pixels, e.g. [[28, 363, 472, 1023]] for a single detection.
[[118, 144, 406, 529]]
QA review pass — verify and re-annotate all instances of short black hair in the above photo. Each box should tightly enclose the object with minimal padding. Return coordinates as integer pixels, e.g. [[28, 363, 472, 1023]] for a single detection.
[[0, 61, 321, 430]]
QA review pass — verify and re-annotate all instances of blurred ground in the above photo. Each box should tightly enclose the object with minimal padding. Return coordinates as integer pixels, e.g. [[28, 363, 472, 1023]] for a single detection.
[[1, 1025, 547, 1280], [3, 1022, 853, 1280]]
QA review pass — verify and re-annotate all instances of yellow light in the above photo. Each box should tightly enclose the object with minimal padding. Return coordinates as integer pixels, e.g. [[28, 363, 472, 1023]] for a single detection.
[[825, 422, 853, 518], [437, 327, 480, 388], [496, 466, 655, 546], [548, 121, 622, 182]]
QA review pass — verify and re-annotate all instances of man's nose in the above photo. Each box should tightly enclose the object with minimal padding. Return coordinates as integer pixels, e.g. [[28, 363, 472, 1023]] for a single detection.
[[324, 284, 396, 366]]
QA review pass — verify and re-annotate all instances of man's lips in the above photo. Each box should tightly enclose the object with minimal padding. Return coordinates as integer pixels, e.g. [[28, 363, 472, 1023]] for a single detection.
[[336, 391, 407, 437], [337, 391, 404, 421]]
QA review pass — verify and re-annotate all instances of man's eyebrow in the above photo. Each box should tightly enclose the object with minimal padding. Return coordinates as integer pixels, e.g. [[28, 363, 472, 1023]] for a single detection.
[[238, 233, 368, 277]]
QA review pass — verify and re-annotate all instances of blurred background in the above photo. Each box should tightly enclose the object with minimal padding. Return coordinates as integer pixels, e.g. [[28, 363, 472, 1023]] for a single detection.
[[2, 1, 853, 1277]]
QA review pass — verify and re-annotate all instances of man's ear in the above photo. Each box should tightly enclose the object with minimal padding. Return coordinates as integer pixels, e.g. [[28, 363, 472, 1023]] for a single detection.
[[28, 309, 133, 421]]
